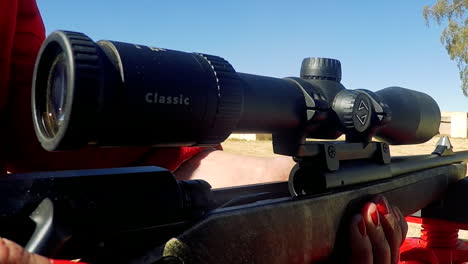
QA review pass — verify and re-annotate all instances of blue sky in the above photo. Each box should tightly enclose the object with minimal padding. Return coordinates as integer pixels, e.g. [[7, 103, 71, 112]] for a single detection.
[[37, 0, 467, 112]]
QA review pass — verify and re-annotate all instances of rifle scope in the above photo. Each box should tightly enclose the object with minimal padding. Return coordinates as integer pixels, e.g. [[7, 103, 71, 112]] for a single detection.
[[32, 31, 441, 153]]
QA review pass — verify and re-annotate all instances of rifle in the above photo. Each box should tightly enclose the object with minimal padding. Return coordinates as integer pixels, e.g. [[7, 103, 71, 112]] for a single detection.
[[2, 30, 467, 263]]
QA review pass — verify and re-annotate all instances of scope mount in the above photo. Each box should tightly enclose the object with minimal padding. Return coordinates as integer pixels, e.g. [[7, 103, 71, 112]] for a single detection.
[[286, 140, 391, 197]]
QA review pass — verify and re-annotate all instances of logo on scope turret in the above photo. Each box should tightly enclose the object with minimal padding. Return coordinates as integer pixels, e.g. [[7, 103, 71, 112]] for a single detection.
[[356, 100, 369, 125], [145, 92, 191, 105]]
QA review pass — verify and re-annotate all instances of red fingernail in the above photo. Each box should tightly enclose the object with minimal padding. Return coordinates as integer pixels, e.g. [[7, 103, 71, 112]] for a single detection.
[[50, 260, 87, 264], [371, 205, 379, 226], [376, 197, 389, 215], [358, 217, 367, 236]]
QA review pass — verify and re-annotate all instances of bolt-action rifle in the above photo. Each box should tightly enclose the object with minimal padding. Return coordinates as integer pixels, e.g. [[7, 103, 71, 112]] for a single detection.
[[1, 30, 468, 263]]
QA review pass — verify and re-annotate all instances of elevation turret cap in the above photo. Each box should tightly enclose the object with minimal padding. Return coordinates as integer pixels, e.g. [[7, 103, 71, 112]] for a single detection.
[[300, 57, 342, 82]]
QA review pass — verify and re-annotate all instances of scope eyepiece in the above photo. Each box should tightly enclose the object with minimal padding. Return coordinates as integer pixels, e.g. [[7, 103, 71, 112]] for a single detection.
[[32, 31, 102, 151], [32, 30, 441, 154]]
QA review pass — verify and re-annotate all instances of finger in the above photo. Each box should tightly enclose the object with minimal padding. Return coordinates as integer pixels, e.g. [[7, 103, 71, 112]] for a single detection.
[[349, 214, 373, 264], [391, 206, 404, 244], [394, 206, 408, 242], [362, 202, 391, 264], [373, 196, 402, 264], [0, 237, 51, 264]]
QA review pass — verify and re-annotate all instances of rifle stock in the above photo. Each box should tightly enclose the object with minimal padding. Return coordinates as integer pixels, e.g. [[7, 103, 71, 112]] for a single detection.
[[0, 146, 466, 263], [160, 162, 467, 264]]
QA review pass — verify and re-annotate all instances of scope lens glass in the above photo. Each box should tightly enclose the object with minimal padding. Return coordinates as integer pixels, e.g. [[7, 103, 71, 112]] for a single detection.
[[42, 55, 68, 138]]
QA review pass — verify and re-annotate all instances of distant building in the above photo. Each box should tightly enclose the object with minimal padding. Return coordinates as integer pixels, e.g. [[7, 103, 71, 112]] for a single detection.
[[448, 112, 468, 138], [228, 133, 271, 141], [228, 111, 468, 140]]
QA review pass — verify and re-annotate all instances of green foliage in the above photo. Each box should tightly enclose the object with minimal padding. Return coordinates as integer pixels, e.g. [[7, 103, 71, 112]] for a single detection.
[[423, 0, 467, 95]]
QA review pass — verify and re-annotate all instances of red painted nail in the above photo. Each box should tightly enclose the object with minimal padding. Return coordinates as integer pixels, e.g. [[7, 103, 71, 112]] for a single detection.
[[358, 217, 367, 236], [370, 205, 379, 226], [376, 198, 389, 216], [50, 260, 87, 264]]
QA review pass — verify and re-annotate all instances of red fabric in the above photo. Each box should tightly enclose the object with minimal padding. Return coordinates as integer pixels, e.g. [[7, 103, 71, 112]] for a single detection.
[[0, 0, 206, 175]]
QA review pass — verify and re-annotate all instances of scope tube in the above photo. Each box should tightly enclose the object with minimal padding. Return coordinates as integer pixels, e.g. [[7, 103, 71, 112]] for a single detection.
[[234, 73, 306, 133], [32, 30, 442, 152], [32, 31, 311, 150]]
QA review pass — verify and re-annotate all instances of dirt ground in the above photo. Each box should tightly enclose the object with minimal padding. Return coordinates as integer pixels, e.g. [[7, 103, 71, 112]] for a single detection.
[[222, 136, 468, 239], [222, 136, 468, 157]]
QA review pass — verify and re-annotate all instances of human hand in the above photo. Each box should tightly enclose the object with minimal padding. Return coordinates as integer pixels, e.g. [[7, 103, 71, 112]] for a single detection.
[[0, 238, 49, 264], [0, 238, 90, 264], [349, 195, 408, 264]]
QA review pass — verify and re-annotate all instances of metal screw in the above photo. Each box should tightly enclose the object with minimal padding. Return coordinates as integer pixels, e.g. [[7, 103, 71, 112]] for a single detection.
[[383, 143, 389, 153], [327, 146, 336, 158]]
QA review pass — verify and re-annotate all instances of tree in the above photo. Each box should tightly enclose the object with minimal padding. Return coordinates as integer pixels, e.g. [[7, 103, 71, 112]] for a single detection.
[[423, 0, 467, 95]]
